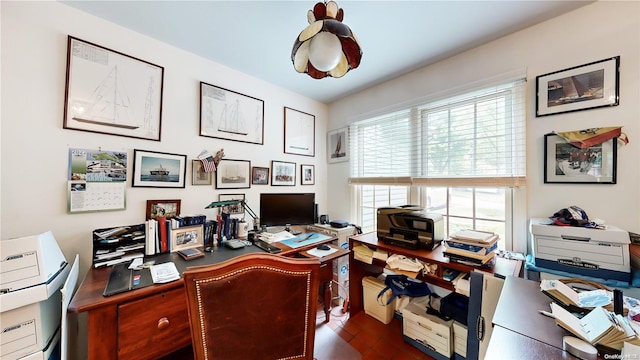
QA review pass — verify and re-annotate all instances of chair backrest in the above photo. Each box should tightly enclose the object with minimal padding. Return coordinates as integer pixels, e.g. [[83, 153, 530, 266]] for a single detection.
[[183, 253, 321, 360]]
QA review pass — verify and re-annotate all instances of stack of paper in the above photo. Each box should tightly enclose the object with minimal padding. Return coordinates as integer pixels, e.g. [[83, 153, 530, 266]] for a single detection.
[[443, 229, 499, 267], [353, 244, 374, 264], [150, 262, 180, 284]]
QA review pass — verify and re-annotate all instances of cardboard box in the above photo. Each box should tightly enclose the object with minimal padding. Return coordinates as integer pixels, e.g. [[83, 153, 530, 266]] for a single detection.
[[362, 275, 395, 324], [0, 291, 62, 360], [402, 296, 453, 358], [530, 218, 630, 282], [1, 231, 69, 311]]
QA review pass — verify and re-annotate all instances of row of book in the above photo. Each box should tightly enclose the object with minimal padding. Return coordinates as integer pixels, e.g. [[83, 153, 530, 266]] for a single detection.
[[144, 215, 209, 256], [442, 229, 499, 268]]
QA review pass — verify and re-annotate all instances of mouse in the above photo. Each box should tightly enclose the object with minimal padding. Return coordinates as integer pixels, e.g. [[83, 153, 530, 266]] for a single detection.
[[317, 244, 330, 250]]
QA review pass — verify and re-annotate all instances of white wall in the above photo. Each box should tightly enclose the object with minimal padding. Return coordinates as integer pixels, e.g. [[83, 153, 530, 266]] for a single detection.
[[1, 1, 328, 280], [327, 1, 640, 249]]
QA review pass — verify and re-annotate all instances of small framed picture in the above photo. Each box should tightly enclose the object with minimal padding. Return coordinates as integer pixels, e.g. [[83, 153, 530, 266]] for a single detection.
[[327, 127, 349, 163], [146, 199, 181, 220], [218, 194, 245, 215], [132, 149, 187, 188], [284, 107, 315, 157], [215, 159, 251, 189], [171, 225, 204, 252], [192, 160, 212, 185], [252, 166, 269, 185], [544, 133, 617, 184], [271, 160, 296, 186], [301, 164, 314, 185], [536, 56, 620, 117]]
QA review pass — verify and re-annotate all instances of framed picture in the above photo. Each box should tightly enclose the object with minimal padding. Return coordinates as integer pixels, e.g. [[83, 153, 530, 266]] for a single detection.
[[199, 82, 264, 145], [192, 160, 212, 185], [63, 36, 164, 141], [301, 164, 314, 185], [218, 194, 245, 215], [284, 107, 315, 157], [327, 127, 349, 163], [171, 225, 204, 252], [146, 199, 181, 220], [216, 159, 251, 189], [536, 56, 620, 117], [544, 133, 617, 184], [252, 166, 269, 185], [271, 160, 296, 186], [132, 149, 187, 188]]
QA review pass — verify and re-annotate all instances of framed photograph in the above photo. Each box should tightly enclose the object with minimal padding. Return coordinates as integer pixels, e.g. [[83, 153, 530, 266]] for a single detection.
[[544, 133, 617, 184], [218, 194, 245, 215], [301, 164, 315, 185], [171, 225, 204, 252], [132, 149, 187, 188], [215, 159, 251, 189], [327, 127, 349, 163], [146, 199, 181, 220], [284, 107, 315, 157], [271, 160, 296, 186], [252, 166, 269, 185], [536, 56, 620, 117], [192, 160, 212, 185], [199, 81, 264, 145], [63, 36, 164, 141]]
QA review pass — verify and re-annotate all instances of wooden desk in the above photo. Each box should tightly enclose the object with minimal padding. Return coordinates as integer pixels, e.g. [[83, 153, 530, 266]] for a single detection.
[[69, 233, 347, 360], [348, 232, 523, 316]]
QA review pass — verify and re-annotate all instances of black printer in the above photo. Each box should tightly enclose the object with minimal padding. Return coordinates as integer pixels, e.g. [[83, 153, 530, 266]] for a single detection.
[[377, 205, 444, 250]]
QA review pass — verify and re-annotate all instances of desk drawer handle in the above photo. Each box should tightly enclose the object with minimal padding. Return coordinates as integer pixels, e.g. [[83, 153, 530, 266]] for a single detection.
[[157, 317, 170, 330]]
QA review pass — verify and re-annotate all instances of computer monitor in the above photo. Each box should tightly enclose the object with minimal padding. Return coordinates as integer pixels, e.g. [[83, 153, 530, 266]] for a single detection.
[[259, 193, 315, 227]]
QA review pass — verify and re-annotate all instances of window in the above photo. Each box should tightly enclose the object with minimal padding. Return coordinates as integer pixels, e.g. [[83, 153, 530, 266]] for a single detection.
[[349, 79, 526, 250]]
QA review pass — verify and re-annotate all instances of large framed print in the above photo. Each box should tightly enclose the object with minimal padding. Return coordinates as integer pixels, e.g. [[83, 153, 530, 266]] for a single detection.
[[536, 56, 620, 117], [327, 127, 349, 163], [271, 160, 296, 186], [284, 107, 315, 157], [63, 36, 164, 141], [199, 82, 264, 145], [132, 149, 187, 188], [215, 159, 251, 189], [544, 133, 616, 184]]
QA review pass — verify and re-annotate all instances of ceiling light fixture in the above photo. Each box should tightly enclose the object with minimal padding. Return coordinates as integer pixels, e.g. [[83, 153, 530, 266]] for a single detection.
[[291, 1, 362, 79]]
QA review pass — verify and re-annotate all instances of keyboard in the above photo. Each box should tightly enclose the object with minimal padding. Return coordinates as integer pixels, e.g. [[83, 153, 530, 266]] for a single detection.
[[253, 239, 282, 254]]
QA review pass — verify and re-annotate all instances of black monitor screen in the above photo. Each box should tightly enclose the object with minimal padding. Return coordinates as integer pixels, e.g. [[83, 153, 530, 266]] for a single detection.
[[259, 193, 315, 226]]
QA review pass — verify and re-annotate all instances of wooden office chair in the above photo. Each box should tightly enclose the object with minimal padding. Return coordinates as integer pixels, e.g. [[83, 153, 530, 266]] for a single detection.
[[183, 253, 321, 360]]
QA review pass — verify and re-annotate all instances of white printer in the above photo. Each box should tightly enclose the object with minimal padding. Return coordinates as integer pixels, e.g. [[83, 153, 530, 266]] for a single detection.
[[530, 218, 630, 282]]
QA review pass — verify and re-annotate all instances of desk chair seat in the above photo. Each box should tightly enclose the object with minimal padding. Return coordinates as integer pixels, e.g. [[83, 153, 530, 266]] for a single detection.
[[183, 253, 321, 360]]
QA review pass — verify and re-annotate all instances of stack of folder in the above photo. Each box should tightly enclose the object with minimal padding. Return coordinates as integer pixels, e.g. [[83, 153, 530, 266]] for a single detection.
[[442, 229, 498, 268]]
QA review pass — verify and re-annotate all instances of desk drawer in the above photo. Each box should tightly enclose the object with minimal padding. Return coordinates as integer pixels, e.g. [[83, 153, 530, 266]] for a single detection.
[[117, 288, 191, 359]]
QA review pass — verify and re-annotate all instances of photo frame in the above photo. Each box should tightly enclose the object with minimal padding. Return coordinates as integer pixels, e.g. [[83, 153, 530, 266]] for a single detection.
[[301, 164, 315, 185], [132, 149, 187, 188], [327, 127, 349, 163], [218, 194, 245, 215], [284, 107, 315, 157], [146, 199, 181, 220], [215, 159, 251, 189], [271, 160, 296, 186], [63, 36, 164, 141], [171, 225, 204, 252], [544, 133, 616, 184], [199, 82, 265, 145], [252, 166, 269, 185], [192, 160, 212, 185], [536, 56, 620, 117]]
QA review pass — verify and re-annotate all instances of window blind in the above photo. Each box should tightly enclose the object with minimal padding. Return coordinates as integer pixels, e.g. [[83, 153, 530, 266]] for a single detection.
[[349, 79, 526, 188]]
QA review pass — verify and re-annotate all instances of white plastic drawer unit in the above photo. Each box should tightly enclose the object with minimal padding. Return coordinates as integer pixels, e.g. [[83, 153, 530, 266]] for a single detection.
[[530, 218, 630, 282], [402, 301, 453, 357]]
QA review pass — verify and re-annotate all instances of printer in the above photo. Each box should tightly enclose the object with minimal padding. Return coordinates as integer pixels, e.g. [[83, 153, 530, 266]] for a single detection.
[[377, 206, 444, 250]]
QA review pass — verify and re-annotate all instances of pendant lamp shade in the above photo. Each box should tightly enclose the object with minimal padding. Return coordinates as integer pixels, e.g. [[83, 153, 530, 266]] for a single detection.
[[292, 1, 362, 79]]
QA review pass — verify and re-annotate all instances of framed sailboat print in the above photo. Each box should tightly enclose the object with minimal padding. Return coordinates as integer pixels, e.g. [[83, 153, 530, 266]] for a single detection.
[[215, 159, 251, 189], [63, 36, 164, 141], [199, 82, 265, 145], [327, 127, 349, 163], [284, 107, 315, 157], [536, 56, 620, 117]]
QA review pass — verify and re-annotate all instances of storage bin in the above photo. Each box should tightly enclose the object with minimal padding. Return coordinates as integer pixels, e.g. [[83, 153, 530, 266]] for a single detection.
[[362, 275, 395, 324]]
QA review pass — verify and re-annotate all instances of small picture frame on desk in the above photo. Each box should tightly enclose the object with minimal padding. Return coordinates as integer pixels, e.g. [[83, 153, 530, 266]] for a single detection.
[[171, 225, 204, 252]]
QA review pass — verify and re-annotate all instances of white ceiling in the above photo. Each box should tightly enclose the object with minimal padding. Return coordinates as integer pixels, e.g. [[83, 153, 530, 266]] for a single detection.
[[60, 1, 592, 104]]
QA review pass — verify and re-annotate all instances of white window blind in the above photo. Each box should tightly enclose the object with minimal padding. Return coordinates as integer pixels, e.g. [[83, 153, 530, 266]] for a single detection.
[[349, 79, 526, 187]]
